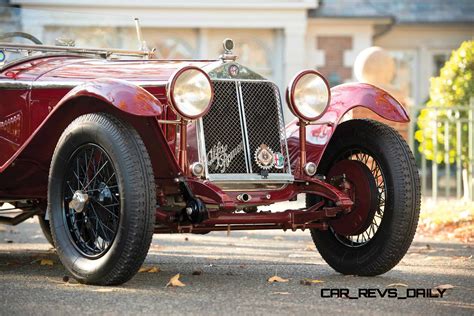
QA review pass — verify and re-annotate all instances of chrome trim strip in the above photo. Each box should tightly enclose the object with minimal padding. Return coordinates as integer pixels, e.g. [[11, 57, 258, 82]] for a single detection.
[[275, 83, 293, 176], [196, 118, 210, 178], [236, 81, 252, 173], [0, 41, 151, 58], [212, 78, 270, 82], [237, 80, 253, 173], [220, 184, 289, 192], [156, 119, 181, 124], [0, 81, 31, 90], [0, 80, 167, 90], [208, 173, 294, 182]]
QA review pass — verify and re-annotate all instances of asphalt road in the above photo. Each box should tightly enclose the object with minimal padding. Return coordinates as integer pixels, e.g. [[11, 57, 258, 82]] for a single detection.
[[0, 217, 473, 316]]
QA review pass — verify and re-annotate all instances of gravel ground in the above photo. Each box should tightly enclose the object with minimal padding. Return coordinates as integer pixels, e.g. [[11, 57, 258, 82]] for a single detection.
[[0, 217, 473, 316]]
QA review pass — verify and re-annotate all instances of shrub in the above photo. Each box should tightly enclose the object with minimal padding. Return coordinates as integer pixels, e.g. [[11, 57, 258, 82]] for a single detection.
[[415, 41, 473, 165]]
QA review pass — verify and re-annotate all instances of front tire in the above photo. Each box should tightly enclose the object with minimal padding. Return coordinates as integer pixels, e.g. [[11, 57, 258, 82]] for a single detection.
[[307, 119, 420, 276], [48, 113, 156, 285], [38, 215, 54, 246]]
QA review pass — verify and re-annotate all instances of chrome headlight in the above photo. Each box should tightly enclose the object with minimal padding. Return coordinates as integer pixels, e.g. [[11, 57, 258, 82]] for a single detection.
[[168, 66, 213, 120], [286, 70, 330, 121]]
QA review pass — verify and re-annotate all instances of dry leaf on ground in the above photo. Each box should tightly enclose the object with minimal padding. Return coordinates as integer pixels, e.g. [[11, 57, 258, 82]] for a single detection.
[[434, 284, 455, 290], [166, 274, 186, 287], [300, 278, 324, 285], [431, 284, 455, 297], [304, 245, 316, 251], [93, 288, 114, 293], [267, 275, 289, 283], [387, 283, 408, 288], [40, 259, 54, 266], [139, 266, 161, 273]]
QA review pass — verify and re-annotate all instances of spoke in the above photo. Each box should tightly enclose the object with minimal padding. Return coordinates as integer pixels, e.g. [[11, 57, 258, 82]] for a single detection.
[[89, 204, 111, 242], [63, 144, 120, 257], [83, 161, 109, 191], [66, 181, 76, 194], [91, 200, 119, 219]]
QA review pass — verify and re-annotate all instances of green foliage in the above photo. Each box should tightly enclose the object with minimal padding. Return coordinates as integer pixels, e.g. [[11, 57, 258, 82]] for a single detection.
[[415, 41, 474, 165]]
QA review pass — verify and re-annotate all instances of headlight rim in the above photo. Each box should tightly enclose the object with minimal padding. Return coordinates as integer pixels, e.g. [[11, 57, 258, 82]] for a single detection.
[[167, 66, 214, 120], [286, 69, 331, 122]]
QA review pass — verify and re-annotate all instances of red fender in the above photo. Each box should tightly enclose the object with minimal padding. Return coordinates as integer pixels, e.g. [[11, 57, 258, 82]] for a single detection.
[[0, 78, 164, 173], [286, 82, 409, 168], [55, 78, 163, 116]]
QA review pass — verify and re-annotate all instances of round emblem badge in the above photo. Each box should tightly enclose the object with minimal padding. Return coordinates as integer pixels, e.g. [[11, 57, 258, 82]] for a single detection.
[[254, 144, 274, 170], [0, 50, 5, 63], [273, 152, 285, 169], [228, 64, 239, 77]]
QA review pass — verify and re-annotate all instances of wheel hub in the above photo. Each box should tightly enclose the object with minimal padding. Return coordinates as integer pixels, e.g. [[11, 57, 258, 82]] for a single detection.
[[69, 190, 89, 213], [327, 160, 378, 236]]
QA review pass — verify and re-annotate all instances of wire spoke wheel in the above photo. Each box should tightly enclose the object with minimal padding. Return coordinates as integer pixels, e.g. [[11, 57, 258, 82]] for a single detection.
[[63, 144, 120, 258], [330, 148, 386, 248], [307, 120, 420, 276]]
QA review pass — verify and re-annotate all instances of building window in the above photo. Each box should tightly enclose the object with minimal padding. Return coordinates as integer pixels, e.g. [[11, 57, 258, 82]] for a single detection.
[[151, 38, 195, 59]]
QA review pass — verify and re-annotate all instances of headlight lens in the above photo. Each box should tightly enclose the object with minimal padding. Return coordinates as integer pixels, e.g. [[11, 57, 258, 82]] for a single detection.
[[168, 67, 213, 119], [287, 70, 330, 121]]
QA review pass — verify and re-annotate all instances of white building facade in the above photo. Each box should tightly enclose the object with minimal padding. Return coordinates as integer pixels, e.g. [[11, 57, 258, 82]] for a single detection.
[[6, 0, 474, 119]]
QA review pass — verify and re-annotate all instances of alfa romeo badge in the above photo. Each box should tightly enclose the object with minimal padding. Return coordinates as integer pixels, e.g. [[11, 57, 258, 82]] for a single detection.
[[273, 152, 285, 169], [228, 64, 239, 77], [254, 144, 274, 170]]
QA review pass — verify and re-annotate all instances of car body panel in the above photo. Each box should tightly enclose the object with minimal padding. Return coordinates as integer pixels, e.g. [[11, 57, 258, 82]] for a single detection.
[[0, 54, 409, 208], [286, 82, 409, 168]]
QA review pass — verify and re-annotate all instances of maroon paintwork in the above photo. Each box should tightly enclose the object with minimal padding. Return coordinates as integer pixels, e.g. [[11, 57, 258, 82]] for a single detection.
[[286, 82, 409, 169], [0, 54, 409, 232]]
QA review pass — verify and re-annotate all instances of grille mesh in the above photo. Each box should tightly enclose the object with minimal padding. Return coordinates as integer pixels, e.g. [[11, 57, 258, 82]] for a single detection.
[[241, 82, 287, 173], [202, 80, 288, 175], [202, 81, 247, 174]]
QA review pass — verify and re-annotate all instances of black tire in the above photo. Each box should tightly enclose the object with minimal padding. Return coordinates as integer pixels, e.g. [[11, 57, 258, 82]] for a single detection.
[[48, 113, 156, 285], [38, 215, 54, 246], [307, 119, 420, 276]]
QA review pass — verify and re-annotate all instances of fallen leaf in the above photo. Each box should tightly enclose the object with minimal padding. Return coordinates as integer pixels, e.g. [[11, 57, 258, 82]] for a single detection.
[[304, 245, 315, 251], [434, 284, 455, 290], [387, 283, 408, 288], [300, 278, 324, 285], [63, 279, 82, 287], [268, 275, 289, 283], [166, 274, 186, 287], [40, 259, 54, 266], [139, 266, 161, 273], [431, 284, 455, 297], [93, 288, 114, 293], [452, 255, 472, 261]]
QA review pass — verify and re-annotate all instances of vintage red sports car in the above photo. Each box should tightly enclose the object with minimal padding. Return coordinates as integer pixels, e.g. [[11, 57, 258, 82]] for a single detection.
[[0, 31, 420, 285]]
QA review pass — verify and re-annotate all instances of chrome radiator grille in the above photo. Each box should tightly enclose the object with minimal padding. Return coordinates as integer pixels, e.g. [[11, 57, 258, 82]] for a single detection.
[[201, 80, 291, 179]]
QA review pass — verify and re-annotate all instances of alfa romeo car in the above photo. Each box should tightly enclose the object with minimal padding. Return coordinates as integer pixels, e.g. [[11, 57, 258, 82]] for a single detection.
[[0, 30, 420, 285]]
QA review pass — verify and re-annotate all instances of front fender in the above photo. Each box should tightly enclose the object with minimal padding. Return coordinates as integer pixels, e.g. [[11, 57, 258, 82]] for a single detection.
[[286, 82, 409, 168], [56, 78, 164, 116]]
